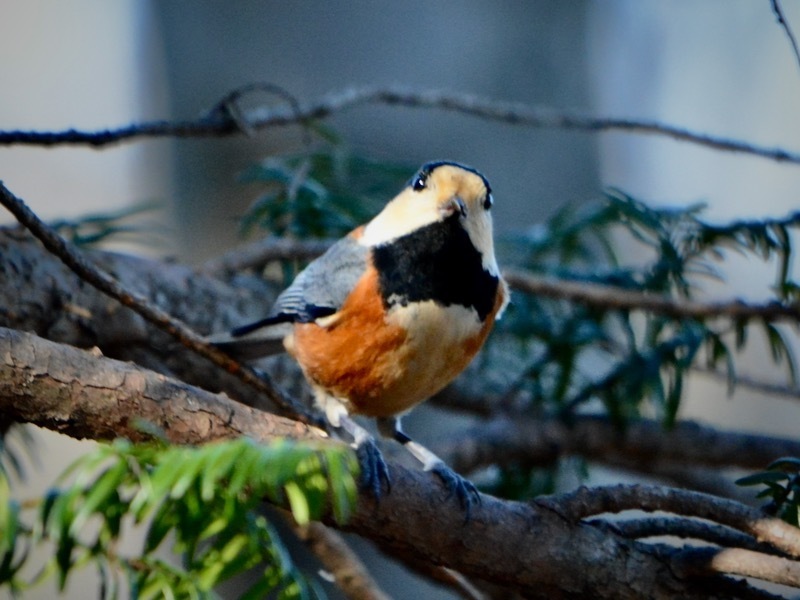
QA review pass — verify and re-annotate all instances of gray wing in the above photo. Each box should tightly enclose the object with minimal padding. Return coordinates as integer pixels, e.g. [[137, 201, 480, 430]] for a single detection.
[[210, 236, 369, 359], [232, 235, 369, 337]]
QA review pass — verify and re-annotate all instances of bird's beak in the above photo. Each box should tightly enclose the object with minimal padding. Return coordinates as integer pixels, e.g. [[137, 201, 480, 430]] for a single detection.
[[439, 197, 467, 219]]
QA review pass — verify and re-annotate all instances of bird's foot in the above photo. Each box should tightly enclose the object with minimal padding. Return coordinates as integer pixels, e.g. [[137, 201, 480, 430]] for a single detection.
[[430, 462, 481, 522], [355, 437, 391, 499]]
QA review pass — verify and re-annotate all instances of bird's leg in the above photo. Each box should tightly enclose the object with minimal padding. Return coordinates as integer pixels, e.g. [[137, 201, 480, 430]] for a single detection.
[[340, 415, 391, 498], [316, 392, 390, 498], [377, 416, 480, 518]]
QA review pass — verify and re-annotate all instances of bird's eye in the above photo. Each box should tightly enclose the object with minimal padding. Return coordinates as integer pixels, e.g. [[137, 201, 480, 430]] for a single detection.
[[412, 175, 426, 192], [483, 194, 494, 210]]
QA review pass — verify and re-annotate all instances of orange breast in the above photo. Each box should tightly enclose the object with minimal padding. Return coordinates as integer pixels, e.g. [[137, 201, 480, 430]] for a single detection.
[[289, 266, 505, 417]]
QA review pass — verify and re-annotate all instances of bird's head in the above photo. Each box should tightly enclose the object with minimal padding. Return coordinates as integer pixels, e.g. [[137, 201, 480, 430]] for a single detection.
[[360, 161, 499, 276]]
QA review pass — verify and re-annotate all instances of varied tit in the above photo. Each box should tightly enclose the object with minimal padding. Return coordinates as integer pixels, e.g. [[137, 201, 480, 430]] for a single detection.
[[213, 161, 509, 512]]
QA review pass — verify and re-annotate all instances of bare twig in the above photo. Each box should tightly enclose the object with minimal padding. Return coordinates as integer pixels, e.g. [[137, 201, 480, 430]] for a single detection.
[[504, 269, 800, 323], [208, 82, 311, 144], [539, 484, 800, 559], [2, 85, 800, 164], [675, 546, 800, 588], [0, 181, 315, 424], [589, 516, 780, 555], [771, 0, 800, 73]]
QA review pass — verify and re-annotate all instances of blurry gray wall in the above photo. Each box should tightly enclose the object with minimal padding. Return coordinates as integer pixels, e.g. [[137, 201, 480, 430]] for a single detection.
[[153, 1, 597, 259]]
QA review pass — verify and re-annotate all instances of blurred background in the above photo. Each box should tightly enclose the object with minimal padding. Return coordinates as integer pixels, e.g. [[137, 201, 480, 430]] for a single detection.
[[2, 1, 800, 598]]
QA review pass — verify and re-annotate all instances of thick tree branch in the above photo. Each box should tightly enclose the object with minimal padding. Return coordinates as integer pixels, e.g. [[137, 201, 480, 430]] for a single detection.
[[0, 327, 317, 444], [2, 85, 800, 164], [201, 237, 335, 277], [0, 227, 316, 415], [1, 327, 727, 598]]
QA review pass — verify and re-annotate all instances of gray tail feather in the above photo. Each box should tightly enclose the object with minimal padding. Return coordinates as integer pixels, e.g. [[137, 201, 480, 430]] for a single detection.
[[207, 324, 290, 361]]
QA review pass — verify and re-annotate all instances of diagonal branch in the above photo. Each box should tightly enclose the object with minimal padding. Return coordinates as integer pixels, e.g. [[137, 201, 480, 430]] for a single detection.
[[287, 517, 392, 600], [2, 85, 800, 164], [0, 181, 314, 424]]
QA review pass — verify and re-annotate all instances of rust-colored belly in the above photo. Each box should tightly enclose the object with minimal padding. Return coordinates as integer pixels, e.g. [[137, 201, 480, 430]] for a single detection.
[[288, 267, 500, 417]]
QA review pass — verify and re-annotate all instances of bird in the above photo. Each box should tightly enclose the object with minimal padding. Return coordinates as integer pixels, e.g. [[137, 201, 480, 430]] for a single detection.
[[212, 160, 509, 513]]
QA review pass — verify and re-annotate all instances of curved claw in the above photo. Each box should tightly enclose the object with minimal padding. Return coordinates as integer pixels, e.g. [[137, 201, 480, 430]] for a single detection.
[[431, 462, 481, 522], [355, 438, 391, 499]]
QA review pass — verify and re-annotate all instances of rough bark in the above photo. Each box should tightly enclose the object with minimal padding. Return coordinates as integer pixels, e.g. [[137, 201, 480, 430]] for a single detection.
[[0, 327, 315, 444], [0, 327, 733, 599]]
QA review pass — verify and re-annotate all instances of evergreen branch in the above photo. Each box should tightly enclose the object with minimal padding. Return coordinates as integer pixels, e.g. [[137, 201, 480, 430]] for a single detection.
[[2, 85, 799, 164]]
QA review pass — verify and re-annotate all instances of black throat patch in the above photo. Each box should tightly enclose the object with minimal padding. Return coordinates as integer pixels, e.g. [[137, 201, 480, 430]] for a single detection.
[[371, 216, 499, 321]]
